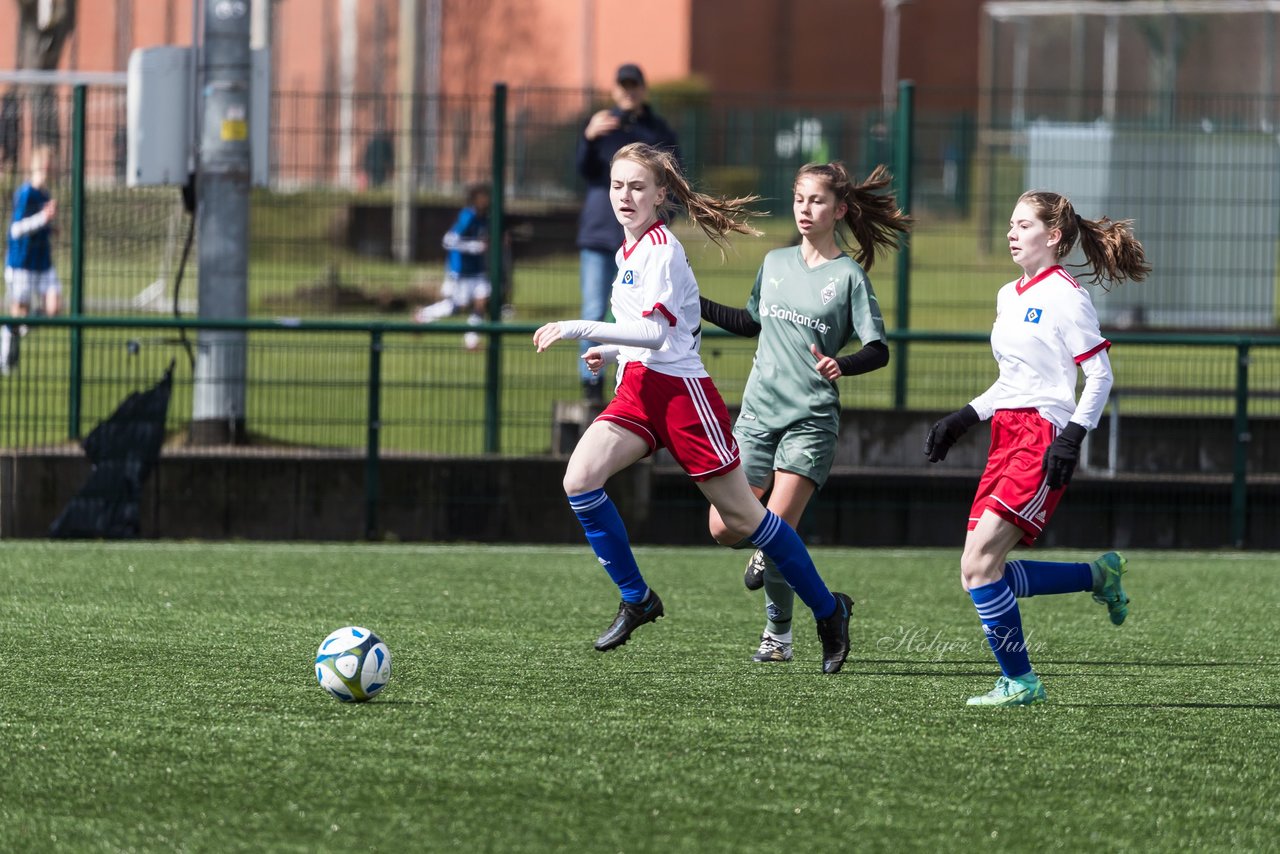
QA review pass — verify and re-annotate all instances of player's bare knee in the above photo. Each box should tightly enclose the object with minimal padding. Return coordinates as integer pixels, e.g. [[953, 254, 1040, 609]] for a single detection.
[[715, 513, 758, 545], [959, 555, 999, 590], [710, 527, 741, 547], [707, 514, 733, 544], [563, 463, 612, 496], [562, 474, 585, 496]]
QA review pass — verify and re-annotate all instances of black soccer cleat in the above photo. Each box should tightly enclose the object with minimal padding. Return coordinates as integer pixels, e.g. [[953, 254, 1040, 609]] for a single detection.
[[594, 591, 664, 651], [743, 549, 767, 591], [814, 592, 854, 674]]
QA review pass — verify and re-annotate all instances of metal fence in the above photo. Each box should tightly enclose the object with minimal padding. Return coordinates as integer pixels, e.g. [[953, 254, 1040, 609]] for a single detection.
[[4, 81, 1280, 544], [2, 315, 1278, 544], [5, 80, 1279, 326]]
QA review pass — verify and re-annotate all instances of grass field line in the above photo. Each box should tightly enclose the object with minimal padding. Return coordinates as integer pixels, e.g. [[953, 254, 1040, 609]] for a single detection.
[[17, 539, 1276, 563], [4, 543, 1278, 851]]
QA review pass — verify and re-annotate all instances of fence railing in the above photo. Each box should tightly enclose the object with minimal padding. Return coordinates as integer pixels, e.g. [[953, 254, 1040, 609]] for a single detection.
[[3, 81, 1279, 328], [3, 315, 1279, 545], [5, 80, 1280, 543]]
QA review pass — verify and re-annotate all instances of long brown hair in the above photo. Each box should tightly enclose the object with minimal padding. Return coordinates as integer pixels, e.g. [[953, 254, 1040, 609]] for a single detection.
[[794, 162, 912, 271], [1017, 189, 1151, 288], [612, 142, 763, 249]]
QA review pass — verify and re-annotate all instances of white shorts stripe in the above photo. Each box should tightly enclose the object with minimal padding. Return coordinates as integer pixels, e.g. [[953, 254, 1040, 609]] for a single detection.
[[686, 378, 727, 460], [1017, 421, 1057, 522], [682, 376, 734, 465], [993, 483, 1050, 532], [597, 413, 658, 449], [684, 457, 742, 480], [1023, 479, 1051, 521]]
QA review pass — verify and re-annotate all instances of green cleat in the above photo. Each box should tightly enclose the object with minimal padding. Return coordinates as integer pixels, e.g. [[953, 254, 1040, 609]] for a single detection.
[[966, 674, 1047, 707], [1092, 551, 1130, 626]]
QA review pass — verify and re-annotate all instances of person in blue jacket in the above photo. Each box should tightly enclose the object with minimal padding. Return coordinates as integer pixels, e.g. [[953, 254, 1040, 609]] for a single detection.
[[574, 63, 679, 403], [414, 183, 491, 350], [3, 144, 59, 374]]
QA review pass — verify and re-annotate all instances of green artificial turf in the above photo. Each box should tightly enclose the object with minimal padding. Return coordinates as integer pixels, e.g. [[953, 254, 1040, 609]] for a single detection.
[[2, 542, 1277, 852]]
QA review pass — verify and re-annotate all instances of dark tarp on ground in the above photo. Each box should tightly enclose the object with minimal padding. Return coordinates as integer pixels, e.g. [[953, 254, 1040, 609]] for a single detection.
[[48, 362, 174, 539]]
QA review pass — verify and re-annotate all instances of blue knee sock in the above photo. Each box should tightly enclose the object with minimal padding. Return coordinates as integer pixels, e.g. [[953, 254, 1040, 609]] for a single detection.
[[969, 578, 1033, 679], [750, 511, 836, 620], [568, 488, 647, 603], [1004, 560, 1093, 597]]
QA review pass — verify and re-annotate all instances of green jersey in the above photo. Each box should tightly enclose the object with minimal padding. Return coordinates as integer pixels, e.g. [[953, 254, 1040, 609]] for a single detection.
[[739, 246, 886, 434]]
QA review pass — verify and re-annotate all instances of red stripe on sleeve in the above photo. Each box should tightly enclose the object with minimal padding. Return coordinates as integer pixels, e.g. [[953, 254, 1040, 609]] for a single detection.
[[644, 303, 677, 326], [1074, 340, 1111, 364]]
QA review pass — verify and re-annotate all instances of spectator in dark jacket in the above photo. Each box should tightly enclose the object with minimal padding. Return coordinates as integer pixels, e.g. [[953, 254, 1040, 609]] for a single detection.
[[574, 63, 679, 403]]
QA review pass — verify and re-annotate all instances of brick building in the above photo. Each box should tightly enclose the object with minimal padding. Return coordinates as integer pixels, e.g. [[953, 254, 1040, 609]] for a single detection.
[[0, 0, 986, 103]]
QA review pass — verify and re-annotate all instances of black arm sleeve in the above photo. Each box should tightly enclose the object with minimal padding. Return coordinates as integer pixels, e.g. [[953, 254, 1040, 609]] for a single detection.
[[699, 297, 761, 338], [835, 340, 890, 377]]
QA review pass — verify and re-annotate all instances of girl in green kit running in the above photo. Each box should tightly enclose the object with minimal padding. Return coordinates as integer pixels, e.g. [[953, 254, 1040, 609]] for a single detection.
[[701, 162, 911, 663]]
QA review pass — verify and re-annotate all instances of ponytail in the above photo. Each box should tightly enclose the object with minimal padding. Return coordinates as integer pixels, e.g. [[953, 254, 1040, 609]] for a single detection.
[[1017, 189, 1151, 288], [794, 162, 912, 270], [613, 142, 763, 250]]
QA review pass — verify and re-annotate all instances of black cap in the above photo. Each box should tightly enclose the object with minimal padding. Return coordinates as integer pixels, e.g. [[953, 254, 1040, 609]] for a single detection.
[[616, 63, 645, 86]]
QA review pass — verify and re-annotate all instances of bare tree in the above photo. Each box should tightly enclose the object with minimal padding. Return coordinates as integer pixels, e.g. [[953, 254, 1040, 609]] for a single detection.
[[1121, 4, 1205, 128], [16, 0, 77, 69], [14, 0, 79, 149]]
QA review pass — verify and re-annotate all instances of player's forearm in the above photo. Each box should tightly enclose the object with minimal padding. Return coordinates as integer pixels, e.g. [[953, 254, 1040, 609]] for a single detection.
[[9, 209, 50, 240], [441, 231, 486, 255], [836, 340, 889, 376], [557, 318, 668, 349], [591, 345, 620, 363], [699, 297, 759, 337], [967, 384, 999, 420], [1073, 350, 1114, 430]]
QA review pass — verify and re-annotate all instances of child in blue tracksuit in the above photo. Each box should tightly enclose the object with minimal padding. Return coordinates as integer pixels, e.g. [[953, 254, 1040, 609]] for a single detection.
[[3, 144, 59, 373], [414, 184, 490, 349]]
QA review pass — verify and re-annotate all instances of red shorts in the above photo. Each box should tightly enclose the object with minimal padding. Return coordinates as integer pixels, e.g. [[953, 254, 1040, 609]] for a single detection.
[[968, 408, 1066, 546], [597, 361, 740, 481]]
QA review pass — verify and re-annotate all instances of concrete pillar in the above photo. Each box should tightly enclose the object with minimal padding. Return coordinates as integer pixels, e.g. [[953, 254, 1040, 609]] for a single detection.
[[191, 0, 251, 445]]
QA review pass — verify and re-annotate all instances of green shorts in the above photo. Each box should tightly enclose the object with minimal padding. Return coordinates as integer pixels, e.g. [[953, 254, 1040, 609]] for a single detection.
[[734, 422, 838, 490]]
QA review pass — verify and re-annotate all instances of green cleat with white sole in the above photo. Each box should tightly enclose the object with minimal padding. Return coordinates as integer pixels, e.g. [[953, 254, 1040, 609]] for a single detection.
[[1092, 551, 1130, 626], [966, 673, 1047, 707]]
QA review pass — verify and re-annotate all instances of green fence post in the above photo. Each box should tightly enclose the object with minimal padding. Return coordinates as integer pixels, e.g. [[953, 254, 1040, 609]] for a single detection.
[[892, 80, 915, 409], [1231, 341, 1250, 548], [68, 84, 87, 439], [485, 82, 507, 454], [365, 328, 384, 540]]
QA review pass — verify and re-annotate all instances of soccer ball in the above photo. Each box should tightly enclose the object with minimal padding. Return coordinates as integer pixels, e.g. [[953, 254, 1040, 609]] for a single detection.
[[314, 626, 392, 703]]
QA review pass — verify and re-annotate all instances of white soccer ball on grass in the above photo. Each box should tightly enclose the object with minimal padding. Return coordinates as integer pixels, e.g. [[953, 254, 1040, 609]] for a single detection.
[[314, 626, 392, 702]]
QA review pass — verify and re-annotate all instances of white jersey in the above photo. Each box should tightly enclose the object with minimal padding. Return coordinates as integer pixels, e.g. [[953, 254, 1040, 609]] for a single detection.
[[610, 221, 707, 378], [970, 265, 1112, 430]]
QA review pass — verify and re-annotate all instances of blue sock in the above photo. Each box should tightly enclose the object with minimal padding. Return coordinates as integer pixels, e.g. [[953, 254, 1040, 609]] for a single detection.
[[749, 511, 836, 620], [1004, 560, 1093, 597], [969, 578, 1033, 679], [568, 488, 647, 603]]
